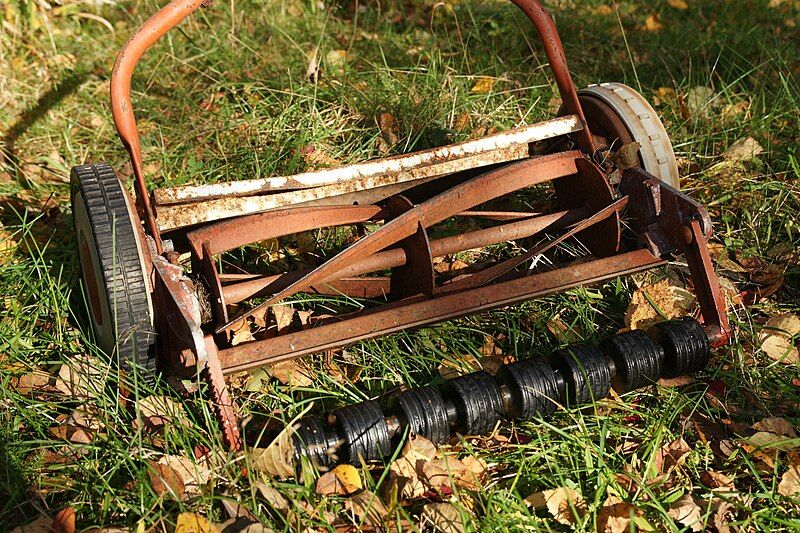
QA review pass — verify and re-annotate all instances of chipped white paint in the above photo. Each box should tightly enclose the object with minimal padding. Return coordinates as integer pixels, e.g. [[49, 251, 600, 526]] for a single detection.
[[157, 144, 532, 230], [154, 115, 583, 206]]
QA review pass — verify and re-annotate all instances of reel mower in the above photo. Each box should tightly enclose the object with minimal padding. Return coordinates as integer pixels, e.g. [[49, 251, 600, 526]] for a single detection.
[[70, 0, 730, 455]]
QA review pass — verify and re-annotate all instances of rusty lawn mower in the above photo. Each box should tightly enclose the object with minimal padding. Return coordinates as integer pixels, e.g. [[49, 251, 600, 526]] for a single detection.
[[70, 0, 731, 465]]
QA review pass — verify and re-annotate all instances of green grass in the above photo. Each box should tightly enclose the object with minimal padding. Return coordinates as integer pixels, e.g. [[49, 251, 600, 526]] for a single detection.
[[2, 0, 800, 530]]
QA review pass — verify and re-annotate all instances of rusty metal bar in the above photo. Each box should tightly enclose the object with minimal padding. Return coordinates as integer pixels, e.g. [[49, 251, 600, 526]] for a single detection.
[[220, 208, 588, 304], [217, 249, 664, 373], [218, 151, 581, 331]]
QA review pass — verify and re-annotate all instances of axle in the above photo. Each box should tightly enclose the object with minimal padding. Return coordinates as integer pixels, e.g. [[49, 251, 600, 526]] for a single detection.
[[291, 317, 710, 467]]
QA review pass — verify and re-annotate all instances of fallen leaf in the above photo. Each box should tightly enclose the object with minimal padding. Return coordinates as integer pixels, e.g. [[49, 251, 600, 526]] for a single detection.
[[271, 304, 297, 332], [268, 359, 315, 387], [12, 370, 52, 394], [231, 326, 255, 346], [325, 49, 348, 71], [752, 417, 797, 438], [721, 137, 763, 162], [643, 14, 663, 31], [667, 0, 689, 9], [421, 456, 468, 491], [316, 464, 363, 496], [138, 396, 190, 427], [611, 142, 641, 170], [759, 314, 800, 364], [597, 495, 641, 533], [53, 508, 76, 533], [711, 498, 736, 533], [249, 422, 297, 479], [667, 494, 703, 531], [700, 470, 736, 493], [306, 48, 320, 83], [546, 315, 583, 344], [378, 112, 400, 148], [11, 516, 52, 533], [526, 486, 586, 526], [653, 437, 692, 475], [54, 355, 105, 399], [148, 460, 186, 500], [421, 502, 468, 533], [387, 435, 438, 499], [344, 490, 388, 529], [470, 76, 497, 94], [158, 454, 212, 496], [625, 280, 696, 330], [254, 482, 291, 513], [174, 512, 218, 533], [778, 463, 800, 498]]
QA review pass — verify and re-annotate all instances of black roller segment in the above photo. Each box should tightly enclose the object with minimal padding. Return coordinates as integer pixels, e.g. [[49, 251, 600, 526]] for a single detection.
[[500, 359, 560, 419], [550, 344, 611, 406], [442, 371, 505, 435], [332, 400, 391, 464], [292, 416, 335, 467], [391, 386, 451, 444], [648, 317, 710, 378], [601, 330, 664, 392]]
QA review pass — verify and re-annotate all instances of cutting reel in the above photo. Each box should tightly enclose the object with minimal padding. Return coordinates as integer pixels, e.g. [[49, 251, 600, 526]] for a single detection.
[[70, 0, 730, 452]]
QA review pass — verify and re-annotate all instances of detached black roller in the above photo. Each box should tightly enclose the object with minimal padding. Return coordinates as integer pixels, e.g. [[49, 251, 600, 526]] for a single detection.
[[601, 330, 664, 392], [550, 344, 611, 406], [442, 371, 505, 435], [332, 401, 390, 464], [293, 416, 335, 467], [500, 359, 559, 419], [392, 386, 451, 444], [71, 163, 156, 382], [648, 318, 710, 378]]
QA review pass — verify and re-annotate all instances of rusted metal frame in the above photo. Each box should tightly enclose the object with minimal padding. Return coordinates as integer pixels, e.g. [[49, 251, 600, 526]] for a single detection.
[[202, 336, 242, 450], [217, 151, 582, 332], [439, 196, 629, 293], [111, 0, 209, 252], [679, 221, 731, 347], [155, 117, 582, 206], [217, 249, 664, 373], [219, 208, 588, 304], [509, 0, 594, 153], [385, 195, 436, 298]]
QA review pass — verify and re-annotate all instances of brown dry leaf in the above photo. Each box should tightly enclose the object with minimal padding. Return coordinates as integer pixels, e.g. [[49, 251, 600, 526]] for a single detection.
[[316, 464, 363, 496], [249, 423, 296, 479], [422, 456, 468, 491], [174, 512, 218, 533], [325, 49, 348, 71], [302, 145, 342, 169], [268, 359, 315, 387], [231, 325, 255, 346], [546, 315, 583, 344], [13, 370, 51, 394], [667, 0, 689, 9], [378, 112, 400, 147], [653, 437, 692, 475], [306, 48, 320, 83], [526, 486, 586, 526], [711, 498, 736, 533], [667, 494, 703, 531], [611, 142, 641, 170], [684, 86, 717, 118], [147, 460, 186, 500], [421, 502, 468, 533], [387, 435, 438, 499], [643, 14, 663, 31], [138, 396, 190, 427], [470, 76, 497, 94], [254, 482, 291, 513], [0, 225, 17, 265], [53, 508, 76, 533], [158, 454, 212, 497], [701, 470, 736, 493], [54, 355, 106, 399], [344, 490, 388, 529], [438, 353, 481, 379], [625, 280, 696, 330], [597, 495, 641, 533], [10, 516, 53, 533], [759, 314, 800, 364], [752, 417, 797, 438], [721, 137, 763, 162], [778, 463, 800, 498], [271, 304, 297, 332]]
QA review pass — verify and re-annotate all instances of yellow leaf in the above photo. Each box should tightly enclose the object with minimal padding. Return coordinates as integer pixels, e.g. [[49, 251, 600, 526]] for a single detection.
[[316, 464, 363, 496], [174, 513, 218, 533], [470, 76, 497, 94], [643, 14, 663, 32], [667, 0, 689, 9], [526, 486, 586, 526], [759, 313, 800, 364]]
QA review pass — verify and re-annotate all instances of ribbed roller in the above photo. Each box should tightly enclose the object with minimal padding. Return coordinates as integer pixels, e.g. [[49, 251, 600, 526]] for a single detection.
[[442, 371, 505, 435], [648, 317, 710, 378], [392, 386, 451, 444], [601, 330, 664, 392], [550, 344, 611, 406], [500, 359, 560, 419], [332, 400, 391, 464]]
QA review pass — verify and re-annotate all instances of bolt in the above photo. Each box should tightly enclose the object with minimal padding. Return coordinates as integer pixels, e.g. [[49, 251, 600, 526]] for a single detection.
[[679, 225, 694, 245]]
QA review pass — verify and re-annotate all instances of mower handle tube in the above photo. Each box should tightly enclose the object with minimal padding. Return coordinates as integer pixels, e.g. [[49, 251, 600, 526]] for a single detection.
[[109, 0, 593, 249]]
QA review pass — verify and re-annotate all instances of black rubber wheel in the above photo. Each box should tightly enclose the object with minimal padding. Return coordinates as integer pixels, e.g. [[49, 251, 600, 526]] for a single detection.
[[391, 386, 451, 444], [648, 318, 710, 378], [550, 344, 611, 406], [442, 371, 505, 435], [293, 416, 335, 467], [332, 401, 390, 464], [71, 163, 156, 380], [601, 330, 664, 393], [500, 359, 559, 419]]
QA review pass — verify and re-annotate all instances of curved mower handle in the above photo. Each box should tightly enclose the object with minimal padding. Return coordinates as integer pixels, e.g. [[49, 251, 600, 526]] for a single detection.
[[110, 0, 595, 248]]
